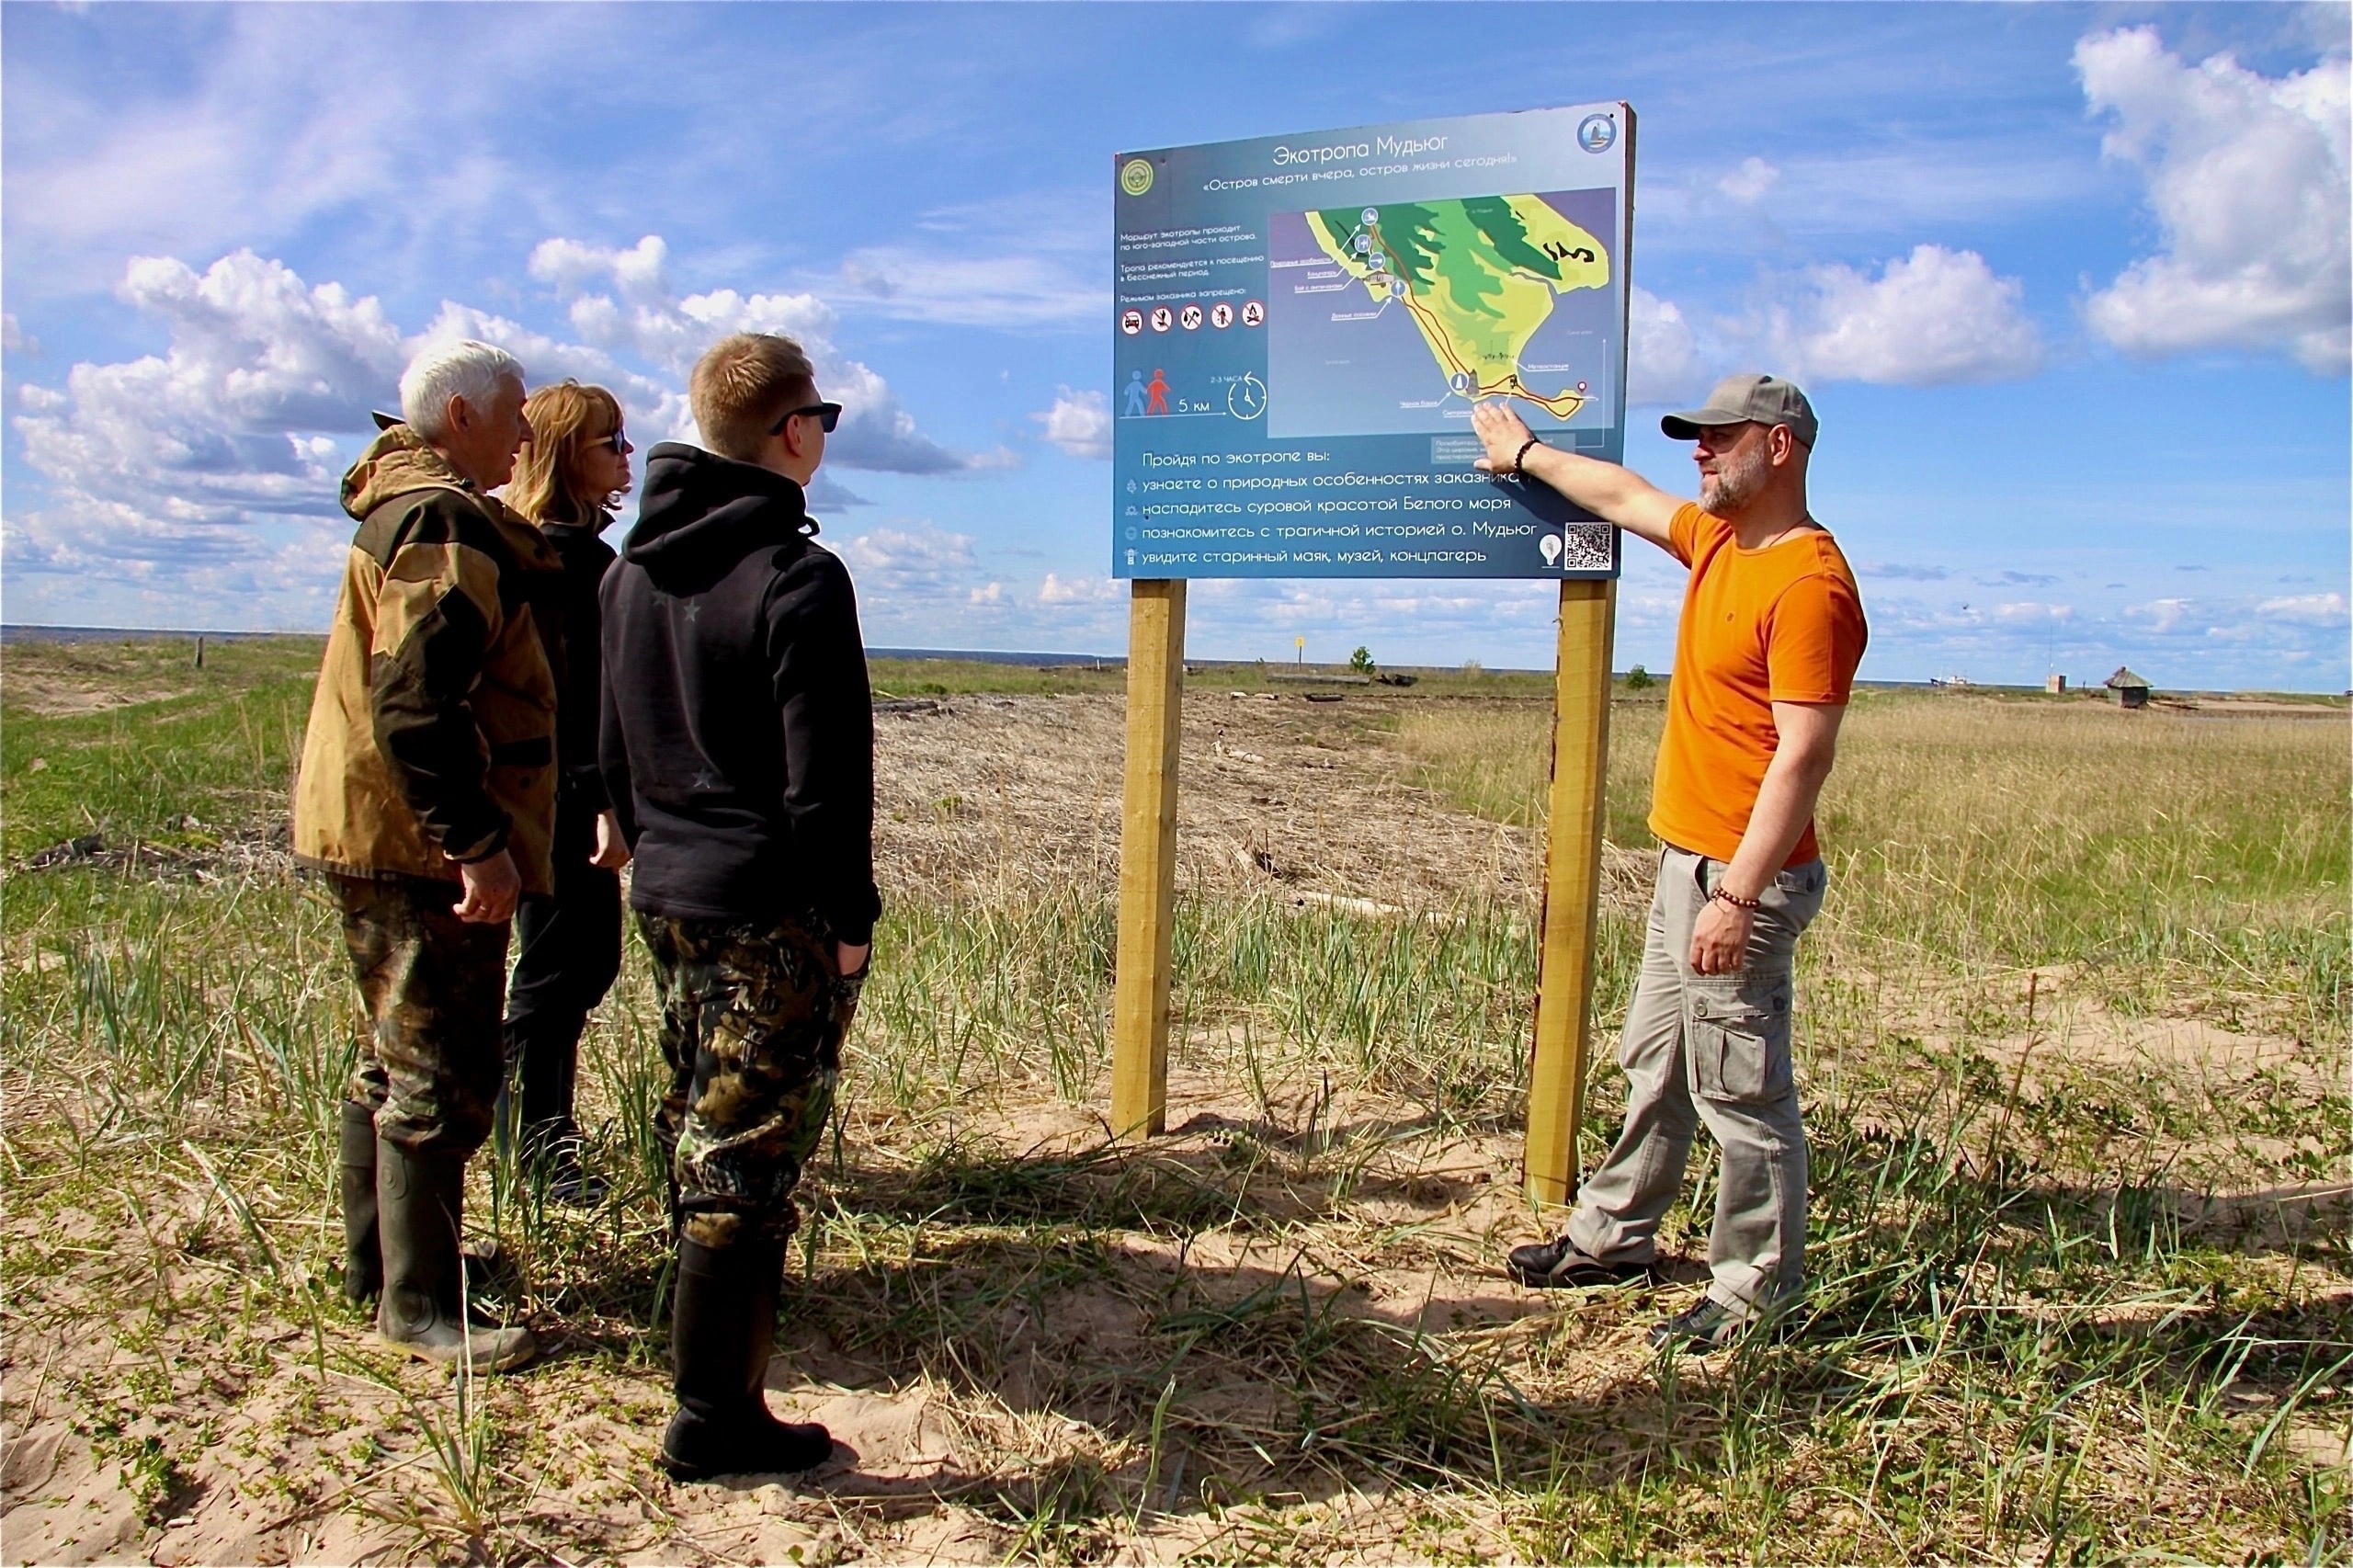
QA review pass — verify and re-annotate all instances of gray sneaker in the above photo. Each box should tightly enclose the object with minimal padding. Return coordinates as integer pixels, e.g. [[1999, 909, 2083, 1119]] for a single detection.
[[1646, 1298, 1748, 1355]]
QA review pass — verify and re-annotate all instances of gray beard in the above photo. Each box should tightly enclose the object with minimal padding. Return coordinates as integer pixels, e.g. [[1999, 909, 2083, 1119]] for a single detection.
[[1700, 444, 1770, 515]]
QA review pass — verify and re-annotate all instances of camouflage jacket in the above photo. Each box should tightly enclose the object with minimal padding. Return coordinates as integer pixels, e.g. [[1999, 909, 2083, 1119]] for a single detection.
[[292, 424, 563, 894]]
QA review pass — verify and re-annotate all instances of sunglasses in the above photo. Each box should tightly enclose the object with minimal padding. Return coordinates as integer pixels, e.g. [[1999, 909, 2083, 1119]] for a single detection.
[[594, 431, 631, 453], [770, 402, 843, 435]]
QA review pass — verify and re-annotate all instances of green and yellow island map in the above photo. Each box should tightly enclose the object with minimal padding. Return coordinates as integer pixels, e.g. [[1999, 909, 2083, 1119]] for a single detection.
[[1267, 192, 1612, 437]]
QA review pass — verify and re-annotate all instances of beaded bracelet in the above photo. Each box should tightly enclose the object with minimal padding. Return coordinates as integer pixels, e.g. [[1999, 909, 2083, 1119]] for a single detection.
[[1511, 436, 1542, 478], [1710, 886, 1762, 912]]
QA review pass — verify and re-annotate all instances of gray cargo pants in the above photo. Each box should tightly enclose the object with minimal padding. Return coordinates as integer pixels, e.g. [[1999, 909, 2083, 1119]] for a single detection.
[[1564, 844, 1826, 1317]]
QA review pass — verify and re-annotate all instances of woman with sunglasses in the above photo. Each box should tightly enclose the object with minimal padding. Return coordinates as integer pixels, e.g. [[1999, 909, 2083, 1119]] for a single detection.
[[497, 380, 636, 1204]]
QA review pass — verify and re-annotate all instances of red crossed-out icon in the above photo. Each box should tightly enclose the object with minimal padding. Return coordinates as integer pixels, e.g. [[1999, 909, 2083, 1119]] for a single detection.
[[1120, 309, 1143, 335], [1179, 303, 1203, 330], [1149, 306, 1173, 333], [1240, 299, 1266, 327], [1211, 301, 1234, 328]]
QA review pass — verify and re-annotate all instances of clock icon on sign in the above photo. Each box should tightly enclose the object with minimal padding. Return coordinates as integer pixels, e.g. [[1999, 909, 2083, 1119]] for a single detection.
[[1227, 373, 1267, 419]]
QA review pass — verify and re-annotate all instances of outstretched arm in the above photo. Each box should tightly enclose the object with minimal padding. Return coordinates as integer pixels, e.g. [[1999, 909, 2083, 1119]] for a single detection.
[[1470, 401, 1684, 553]]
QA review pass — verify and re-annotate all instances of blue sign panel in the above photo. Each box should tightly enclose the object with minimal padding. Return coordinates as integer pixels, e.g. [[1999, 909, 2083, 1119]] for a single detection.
[[1113, 104, 1633, 580]]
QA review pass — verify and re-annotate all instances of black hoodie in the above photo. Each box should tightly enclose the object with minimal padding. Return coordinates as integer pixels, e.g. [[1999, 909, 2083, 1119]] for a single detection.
[[597, 443, 879, 944]]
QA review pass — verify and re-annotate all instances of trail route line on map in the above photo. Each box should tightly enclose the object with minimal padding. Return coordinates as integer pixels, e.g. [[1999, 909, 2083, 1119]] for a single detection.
[[1308, 195, 1609, 417]]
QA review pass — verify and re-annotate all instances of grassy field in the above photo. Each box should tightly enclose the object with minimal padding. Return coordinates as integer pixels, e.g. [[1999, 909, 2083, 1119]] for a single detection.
[[1, 639, 2347, 1564]]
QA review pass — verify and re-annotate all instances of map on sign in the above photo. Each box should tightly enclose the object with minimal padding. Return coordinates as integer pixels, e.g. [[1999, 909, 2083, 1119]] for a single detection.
[[1267, 187, 1617, 438], [1315, 197, 1607, 413]]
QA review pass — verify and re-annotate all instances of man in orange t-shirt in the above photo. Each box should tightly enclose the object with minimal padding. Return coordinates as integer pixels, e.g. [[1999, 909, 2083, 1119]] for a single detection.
[[1471, 373, 1867, 1355]]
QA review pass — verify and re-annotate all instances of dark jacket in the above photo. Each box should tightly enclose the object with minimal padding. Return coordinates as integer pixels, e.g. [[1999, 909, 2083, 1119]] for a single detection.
[[536, 514, 620, 823], [597, 443, 879, 944], [294, 423, 563, 893]]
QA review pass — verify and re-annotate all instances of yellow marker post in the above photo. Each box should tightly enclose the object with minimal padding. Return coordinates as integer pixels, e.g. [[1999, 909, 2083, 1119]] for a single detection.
[[1524, 577, 1617, 1206], [1111, 579, 1187, 1140]]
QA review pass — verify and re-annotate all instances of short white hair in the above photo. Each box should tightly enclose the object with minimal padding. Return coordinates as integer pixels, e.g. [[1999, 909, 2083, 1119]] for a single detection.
[[399, 339, 525, 437]]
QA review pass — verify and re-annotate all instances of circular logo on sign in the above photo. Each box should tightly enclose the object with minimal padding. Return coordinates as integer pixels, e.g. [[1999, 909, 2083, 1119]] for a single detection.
[[1211, 301, 1234, 329], [1240, 299, 1265, 327], [1180, 304, 1203, 331], [1120, 309, 1142, 336], [1150, 306, 1173, 333], [1120, 158, 1155, 196], [1577, 113, 1617, 153]]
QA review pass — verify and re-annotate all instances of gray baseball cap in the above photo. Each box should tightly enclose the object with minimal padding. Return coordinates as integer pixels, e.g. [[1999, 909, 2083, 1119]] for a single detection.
[[1662, 373, 1817, 448]]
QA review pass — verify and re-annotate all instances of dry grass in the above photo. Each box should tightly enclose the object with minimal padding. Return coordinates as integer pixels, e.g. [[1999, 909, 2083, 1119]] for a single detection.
[[2, 645, 2347, 1564]]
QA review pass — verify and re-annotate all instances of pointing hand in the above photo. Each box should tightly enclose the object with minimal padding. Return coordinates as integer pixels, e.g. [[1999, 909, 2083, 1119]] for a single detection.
[[1471, 401, 1535, 473]]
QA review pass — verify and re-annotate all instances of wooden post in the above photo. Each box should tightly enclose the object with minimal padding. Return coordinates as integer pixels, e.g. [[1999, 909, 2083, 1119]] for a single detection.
[[1111, 579, 1186, 1140], [1525, 577, 1617, 1207]]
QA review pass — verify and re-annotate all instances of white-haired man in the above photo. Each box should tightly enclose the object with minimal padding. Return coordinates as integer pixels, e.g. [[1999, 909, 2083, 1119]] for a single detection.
[[1472, 374, 1868, 1354], [295, 338, 563, 1370]]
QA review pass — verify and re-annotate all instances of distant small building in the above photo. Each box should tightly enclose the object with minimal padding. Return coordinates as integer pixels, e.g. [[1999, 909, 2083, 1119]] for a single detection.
[[2104, 666, 2151, 709], [2045, 674, 2067, 694]]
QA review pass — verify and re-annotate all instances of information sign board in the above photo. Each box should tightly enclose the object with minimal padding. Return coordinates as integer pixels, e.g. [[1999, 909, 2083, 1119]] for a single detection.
[[1112, 104, 1633, 580]]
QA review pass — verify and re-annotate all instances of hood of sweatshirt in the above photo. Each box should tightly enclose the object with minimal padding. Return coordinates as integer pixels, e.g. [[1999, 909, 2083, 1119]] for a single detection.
[[624, 442, 815, 589], [338, 422, 479, 520]]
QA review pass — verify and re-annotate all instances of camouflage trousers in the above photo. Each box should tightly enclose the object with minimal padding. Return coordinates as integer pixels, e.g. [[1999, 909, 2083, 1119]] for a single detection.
[[639, 910, 863, 1251], [332, 873, 511, 1156]]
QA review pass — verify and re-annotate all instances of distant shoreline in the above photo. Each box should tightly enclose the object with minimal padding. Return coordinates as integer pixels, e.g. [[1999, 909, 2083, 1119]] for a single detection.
[[3, 626, 2340, 700]]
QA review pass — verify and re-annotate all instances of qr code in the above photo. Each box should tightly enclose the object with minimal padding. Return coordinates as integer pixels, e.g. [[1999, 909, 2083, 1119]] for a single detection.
[[1557, 525, 1615, 573]]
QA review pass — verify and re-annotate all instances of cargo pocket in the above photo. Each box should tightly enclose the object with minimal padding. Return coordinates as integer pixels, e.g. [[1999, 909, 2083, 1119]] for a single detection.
[[1685, 979, 1794, 1105]]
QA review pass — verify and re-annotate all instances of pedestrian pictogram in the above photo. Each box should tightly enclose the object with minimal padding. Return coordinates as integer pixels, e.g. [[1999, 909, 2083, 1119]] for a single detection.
[[1211, 301, 1234, 329], [1145, 368, 1170, 415], [1120, 309, 1143, 335], [1150, 306, 1173, 333], [1180, 304, 1203, 331], [1240, 300, 1265, 327]]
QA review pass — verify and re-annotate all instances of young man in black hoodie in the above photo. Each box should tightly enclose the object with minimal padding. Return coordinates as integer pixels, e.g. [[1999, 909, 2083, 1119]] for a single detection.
[[598, 332, 877, 1480]]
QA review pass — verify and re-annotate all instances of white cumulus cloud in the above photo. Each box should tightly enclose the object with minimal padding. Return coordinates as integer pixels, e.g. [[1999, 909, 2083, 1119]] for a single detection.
[[6, 250, 414, 585], [2076, 27, 2350, 373], [1760, 244, 2043, 385], [1032, 387, 1112, 459], [1038, 572, 1122, 606], [1627, 287, 1708, 405], [5, 240, 982, 620], [2256, 590, 2349, 626], [832, 523, 980, 599], [526, 234, 972, 473], [1718, 156, 1781, 205]]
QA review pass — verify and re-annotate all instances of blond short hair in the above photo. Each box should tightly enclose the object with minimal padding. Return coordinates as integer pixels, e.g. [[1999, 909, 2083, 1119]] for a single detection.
[[690, 333, 814, 461], [507, 381, 624, 525]]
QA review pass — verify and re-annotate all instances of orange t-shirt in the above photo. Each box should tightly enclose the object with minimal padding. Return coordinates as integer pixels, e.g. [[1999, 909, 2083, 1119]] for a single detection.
[[1648, 503, 1867, 866]]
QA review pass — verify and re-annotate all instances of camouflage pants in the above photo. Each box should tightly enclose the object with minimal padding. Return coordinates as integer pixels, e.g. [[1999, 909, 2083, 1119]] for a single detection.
[[639, 910, 862, 1251], [332, 873, 511, 1156]]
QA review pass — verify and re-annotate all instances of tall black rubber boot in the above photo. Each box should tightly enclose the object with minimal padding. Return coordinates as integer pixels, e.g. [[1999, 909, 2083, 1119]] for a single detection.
[[338, 1101, 381, 1305], [375, 1137, 539, 1372], [659, 1235, 831, 1480], [509, 1017, 608, 1208]]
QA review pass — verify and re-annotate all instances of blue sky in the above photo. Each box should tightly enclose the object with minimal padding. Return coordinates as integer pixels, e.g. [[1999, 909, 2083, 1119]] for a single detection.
[[3, 2, 2346, 690]]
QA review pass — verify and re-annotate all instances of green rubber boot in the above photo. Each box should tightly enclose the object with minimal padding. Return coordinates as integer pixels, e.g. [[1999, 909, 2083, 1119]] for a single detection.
[[374, 1138, 538, 1372], [338, 1100, 381, 1305]]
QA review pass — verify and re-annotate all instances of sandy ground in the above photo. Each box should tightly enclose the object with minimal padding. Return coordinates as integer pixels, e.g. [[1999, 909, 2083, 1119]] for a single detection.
[[3, 691, 2340, 1565]]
